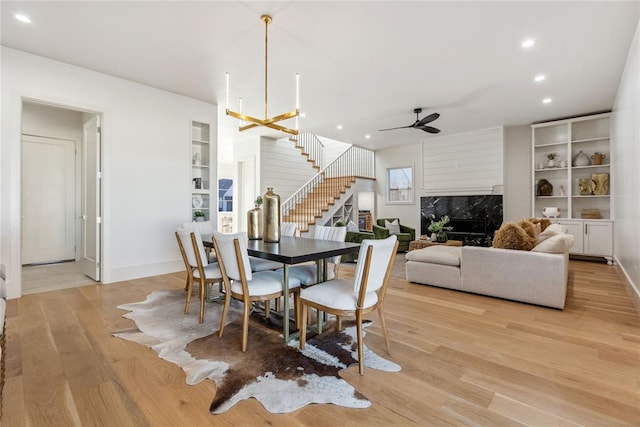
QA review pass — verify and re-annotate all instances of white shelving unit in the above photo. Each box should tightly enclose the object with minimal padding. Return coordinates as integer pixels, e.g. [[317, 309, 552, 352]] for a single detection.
[[191, 121, 211, 221], [531, 112, 613, 264], [325, 195, 354, 226]]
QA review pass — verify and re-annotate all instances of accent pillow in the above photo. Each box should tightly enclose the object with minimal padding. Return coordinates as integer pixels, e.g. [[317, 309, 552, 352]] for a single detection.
[[384, 219, 401, 235], [346, 220, 359, 232], [536, 223, 568, 244], [492, 222, 537, 251], [531, 233, 574, 253]]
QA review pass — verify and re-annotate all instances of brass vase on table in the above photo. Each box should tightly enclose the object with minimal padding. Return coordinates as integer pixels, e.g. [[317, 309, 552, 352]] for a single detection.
[[263, 187, 281, 243], [247, 205, 262, 240], [591, 173, 609, 195]]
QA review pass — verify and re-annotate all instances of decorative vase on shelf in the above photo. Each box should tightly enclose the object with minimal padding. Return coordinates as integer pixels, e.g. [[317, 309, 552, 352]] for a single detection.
[[591, 153, 606, 165], [536, 179, 553, 196], [263, 187, 281, 243], [247, 205, 263, 240], [591, 173, 609, 195], [573, 150, 590, 167], [436, 232, 448, 243], [578, 178, 596, 195]]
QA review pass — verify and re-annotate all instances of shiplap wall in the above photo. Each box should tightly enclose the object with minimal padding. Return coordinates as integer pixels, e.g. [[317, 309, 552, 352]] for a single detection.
[[422, 127, 504, 195], [260, 137, 316, 200]]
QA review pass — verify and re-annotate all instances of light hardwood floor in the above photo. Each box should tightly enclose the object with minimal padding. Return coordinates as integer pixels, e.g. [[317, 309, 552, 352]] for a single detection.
[[22, 261, 97, 295], [3, 259, 639, 426]]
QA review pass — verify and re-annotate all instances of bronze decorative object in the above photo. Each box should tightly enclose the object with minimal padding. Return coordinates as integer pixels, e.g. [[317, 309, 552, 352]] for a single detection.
[[263, 187, 281, 242]]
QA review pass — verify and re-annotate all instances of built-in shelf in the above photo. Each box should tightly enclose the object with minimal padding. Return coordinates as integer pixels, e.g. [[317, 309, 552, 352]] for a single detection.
[[191, 121, 211, 221]]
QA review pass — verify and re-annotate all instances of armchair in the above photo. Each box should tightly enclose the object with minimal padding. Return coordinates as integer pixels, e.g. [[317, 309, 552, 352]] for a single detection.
[[373, 218, 415, 252], [343, 229, 375, 263]]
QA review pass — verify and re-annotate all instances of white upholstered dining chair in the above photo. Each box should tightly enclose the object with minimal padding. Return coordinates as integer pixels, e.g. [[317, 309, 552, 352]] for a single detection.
[[212, 231, 302, 352], [298, 235, 398, 375], [175, 228, 223, 323], [182, 220, 216, 262], [284, 225, 347, 286]]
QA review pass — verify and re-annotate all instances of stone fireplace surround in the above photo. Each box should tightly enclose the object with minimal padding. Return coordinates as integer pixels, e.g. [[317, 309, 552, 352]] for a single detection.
[[420, 195, 504, 246]]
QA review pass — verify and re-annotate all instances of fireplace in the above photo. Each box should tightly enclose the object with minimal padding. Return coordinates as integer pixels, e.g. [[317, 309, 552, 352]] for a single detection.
[[421, 195, 503, 246]]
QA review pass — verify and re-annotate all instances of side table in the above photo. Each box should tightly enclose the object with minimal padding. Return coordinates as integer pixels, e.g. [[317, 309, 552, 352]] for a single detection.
[[408, 239, 463, 251]]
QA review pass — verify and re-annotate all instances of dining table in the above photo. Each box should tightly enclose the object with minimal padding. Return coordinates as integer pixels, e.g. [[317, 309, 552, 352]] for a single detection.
[[204, 235, 361, 342]]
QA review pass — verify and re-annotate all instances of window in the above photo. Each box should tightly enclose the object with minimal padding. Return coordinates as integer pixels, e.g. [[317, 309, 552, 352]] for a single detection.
[[218, 178, 233, 211], [386, 166, 413, 204]]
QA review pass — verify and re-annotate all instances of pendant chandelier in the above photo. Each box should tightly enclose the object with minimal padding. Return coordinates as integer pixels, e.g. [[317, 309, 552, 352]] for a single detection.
[[225, 15, 299, 138]]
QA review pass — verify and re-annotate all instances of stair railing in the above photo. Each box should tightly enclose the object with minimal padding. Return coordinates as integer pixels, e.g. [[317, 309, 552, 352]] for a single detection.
[[281, 145, 374, 228], [295, 132, 325, 170]]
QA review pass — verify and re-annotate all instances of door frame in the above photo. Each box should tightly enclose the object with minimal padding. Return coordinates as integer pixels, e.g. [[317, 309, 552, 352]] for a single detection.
[[15, 96, 107, 296]]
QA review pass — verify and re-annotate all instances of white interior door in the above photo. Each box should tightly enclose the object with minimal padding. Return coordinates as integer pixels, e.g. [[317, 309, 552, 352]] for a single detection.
[[82, 116, 101, 281], [22, 135, 76, 264]]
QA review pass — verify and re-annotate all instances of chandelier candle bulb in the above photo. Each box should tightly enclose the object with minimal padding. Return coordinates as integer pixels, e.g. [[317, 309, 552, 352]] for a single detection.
[[225, 72, 230, 109], [296, 73, 300, 109]]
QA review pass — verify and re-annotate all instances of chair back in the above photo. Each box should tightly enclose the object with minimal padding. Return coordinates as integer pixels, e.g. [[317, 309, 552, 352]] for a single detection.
[[281, 222, 298, 237], [212, 231, 252, 282], [353, 235, 398, 297], [176, 228, 208, 268], [182, 220, 215, 240], [313, 225, 347, 264]]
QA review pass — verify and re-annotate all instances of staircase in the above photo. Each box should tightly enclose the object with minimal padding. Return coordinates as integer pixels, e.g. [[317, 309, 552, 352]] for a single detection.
[[282, 142, 375, 233]]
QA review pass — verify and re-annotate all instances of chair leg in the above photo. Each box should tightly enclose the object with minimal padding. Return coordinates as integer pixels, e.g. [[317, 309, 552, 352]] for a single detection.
[[337, 315, 342, 331], [299, 303, 308, 350], [241, 301, 250, 352], [356, 311, 364, 375], [265, 300, 270, 319], [218, 284, 232, 338], [293, 292, 300, 327], [184, 275, 193, 314], [377, 305, 391, 354], [198, 278, 206, 324]]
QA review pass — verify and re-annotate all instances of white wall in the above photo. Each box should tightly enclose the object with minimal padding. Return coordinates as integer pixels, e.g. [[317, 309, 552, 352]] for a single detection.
[[1, 47, 218, 298], [375, 144, 423, 234], [612, 19, 640, 296], [503, 125, 532, 221], [260, 137, 315, 199]]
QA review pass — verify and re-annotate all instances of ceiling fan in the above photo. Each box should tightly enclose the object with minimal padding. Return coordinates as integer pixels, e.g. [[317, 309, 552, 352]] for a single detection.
[[379, 108, 441, 134]]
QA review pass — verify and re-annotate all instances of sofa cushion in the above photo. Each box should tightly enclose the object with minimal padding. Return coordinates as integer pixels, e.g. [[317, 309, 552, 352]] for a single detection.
[[531, 233, 574, 253], [536, 223, 568, 244], [384, 219, 401, 235], [405, 246, 461, 266]]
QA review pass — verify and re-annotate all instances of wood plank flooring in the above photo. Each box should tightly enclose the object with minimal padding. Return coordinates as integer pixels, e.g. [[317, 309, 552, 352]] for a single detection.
[[3, 260, 639, 426]]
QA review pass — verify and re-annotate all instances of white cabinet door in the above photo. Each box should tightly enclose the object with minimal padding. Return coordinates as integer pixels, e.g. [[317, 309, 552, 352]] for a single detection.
[[584, 221, 613, 256], [557, 220, 584, 255]]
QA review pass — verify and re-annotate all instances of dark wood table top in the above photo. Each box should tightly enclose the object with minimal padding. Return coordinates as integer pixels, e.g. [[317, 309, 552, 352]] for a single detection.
[[204, 235, 361, 264], [246, 236, 360, 264]]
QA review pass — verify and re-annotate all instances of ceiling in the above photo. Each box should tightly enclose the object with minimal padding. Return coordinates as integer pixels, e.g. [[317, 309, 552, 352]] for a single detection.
[[1, 1, 639, 150]]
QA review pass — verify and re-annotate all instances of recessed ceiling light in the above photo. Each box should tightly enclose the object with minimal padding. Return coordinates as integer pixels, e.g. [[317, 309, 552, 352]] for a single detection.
[[521, 39, 535, 48], [14, 13, 31, 23], [299, 112, 306, 118], [337, 125, 343, 130], [542, 98, 552, 104], [534, 74, 546, 82], [365, 134, 371, 139]]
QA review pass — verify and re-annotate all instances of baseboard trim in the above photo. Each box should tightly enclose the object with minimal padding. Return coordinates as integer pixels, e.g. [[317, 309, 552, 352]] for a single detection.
[[614, 255, 640, 315], [107, 259, 183, 284]]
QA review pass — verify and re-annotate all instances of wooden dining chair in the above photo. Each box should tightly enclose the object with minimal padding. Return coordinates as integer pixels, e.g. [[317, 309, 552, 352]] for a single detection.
[[285, 225, 347, 286], [212, 231, 302, 352], [298, 235, 398, 375], [175, 228, 222, 323]]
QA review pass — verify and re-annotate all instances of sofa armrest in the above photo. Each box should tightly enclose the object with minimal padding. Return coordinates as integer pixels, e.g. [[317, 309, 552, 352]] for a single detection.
[[460, 246, 568, 309], [372, 224, 390, 239], [399, 224, 416, 240], [345, 230, 375, 243]]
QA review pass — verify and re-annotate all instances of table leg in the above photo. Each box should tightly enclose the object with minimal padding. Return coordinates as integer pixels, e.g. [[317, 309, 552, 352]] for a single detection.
[[282, 265, 290, 342]]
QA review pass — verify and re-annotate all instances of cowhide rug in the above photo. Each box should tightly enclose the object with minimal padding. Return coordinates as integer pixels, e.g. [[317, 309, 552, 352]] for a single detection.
[[113, 289, 400, 414]]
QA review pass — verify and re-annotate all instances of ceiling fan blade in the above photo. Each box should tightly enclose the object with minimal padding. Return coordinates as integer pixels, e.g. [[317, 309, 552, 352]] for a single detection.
[[378, 125, 413, 131], [419, 126, 441, 134], [416, 112, 440, 127]]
